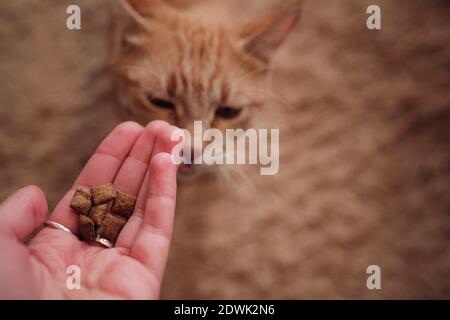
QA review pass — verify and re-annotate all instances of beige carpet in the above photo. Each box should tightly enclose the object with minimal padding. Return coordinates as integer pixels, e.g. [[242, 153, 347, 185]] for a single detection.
[[0, 0, 449, 299]]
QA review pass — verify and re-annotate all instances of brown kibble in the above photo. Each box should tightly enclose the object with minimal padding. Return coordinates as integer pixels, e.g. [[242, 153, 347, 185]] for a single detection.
[[89, 203, 109, 226], [79, 215, 96, 241], [70, 189, 92, 215], [91, 183, 115, 205], [97, 213, 127, 243], [111, 191, 137, 219]]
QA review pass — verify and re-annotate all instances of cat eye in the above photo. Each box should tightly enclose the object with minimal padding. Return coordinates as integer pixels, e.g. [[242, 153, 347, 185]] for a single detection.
[[215, 106, 242, 119], [149, 97, 176, 110]]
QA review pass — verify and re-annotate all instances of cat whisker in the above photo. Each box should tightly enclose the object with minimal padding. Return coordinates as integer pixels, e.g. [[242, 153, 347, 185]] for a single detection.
[[216, 164, 233, 185], [244, 86, 296, 111], [214, 148, 256, 195], [111, 64, 160, 79], [227, 65, 277, 83]]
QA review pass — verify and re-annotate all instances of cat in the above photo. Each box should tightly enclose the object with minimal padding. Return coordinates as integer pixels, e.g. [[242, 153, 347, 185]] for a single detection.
[[0, 0, 446, 299], [106, 0, 448, 300], [111, 0, 301, 178]]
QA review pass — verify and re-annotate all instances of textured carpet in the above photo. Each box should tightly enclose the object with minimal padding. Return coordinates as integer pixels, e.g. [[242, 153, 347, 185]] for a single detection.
[[0, 0, 449, 298]]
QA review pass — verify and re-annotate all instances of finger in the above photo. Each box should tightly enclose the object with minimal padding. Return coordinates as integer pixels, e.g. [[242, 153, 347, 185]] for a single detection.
[[133, 125, 182, 218], [114, 166, 149, 250], [74, 121, 144, 187], [113, 121, 171, 250], [130, 153, 178, 279], [112, 121, 169, 196], [49, 122, 143, 232], [116, 125, 182, 250], [0, 186, 46, 298], [0, 186, 48, 242]]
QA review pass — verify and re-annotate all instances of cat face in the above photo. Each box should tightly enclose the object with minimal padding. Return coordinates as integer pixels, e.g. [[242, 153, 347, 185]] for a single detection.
[[114, 18, 264, 130], [112, 0, 300, 176]]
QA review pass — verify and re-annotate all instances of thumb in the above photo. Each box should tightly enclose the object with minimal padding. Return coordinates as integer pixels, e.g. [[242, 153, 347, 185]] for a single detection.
[[0, 186, 48, 242]]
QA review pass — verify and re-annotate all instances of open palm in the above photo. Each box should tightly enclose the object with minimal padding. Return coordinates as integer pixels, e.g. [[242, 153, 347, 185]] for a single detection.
[[0, 121, 182, 299]]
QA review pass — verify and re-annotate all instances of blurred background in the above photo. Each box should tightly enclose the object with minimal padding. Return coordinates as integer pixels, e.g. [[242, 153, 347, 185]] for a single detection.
[[0, 0, 449, 299]]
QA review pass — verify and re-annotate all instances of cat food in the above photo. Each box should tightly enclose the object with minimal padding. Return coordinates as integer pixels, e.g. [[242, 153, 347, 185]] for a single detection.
[[91, 183, 115, 205], [79, 215, 96, 241], [97, 213, 127, 243], [90, 203, 109, 226], [70, 189, 92, 215], [111, 191, 137, 219], [69, 184, 136, 247]]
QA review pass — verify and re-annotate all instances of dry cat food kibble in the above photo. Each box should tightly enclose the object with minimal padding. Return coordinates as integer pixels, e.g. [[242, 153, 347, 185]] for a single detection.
[[97, 213, 127, 243], [91, 183, 116, 205], [79, 215, 96, 242], [69, 189, 92, 215], [112, 191, 137, 218], [70, 184, 136, 247], [90, 203, 109, 226]]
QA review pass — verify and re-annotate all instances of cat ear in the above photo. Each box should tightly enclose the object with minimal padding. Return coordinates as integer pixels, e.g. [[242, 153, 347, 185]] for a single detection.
[[238, 1, 302, 64]]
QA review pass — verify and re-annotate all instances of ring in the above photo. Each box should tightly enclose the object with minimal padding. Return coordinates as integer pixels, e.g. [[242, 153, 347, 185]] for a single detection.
[[96, 236, 113, 249], [44, 221, 113, 248], [45, 220, 73, 235]]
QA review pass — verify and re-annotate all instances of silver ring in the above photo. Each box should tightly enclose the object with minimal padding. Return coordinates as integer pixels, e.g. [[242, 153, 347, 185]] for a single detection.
[[45, 220, 73, 235], [96, 236, 113, 248]]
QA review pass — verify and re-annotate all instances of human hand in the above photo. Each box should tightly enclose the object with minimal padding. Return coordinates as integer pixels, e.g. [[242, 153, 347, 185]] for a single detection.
[[0, 121, 182, 299]]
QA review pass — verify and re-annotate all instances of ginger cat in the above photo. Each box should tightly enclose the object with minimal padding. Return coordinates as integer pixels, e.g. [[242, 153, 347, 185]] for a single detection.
[[111, 0, 300, 177], [110, 0, 305, 299], [0, 0, 446, 299], [107, 0, 449, 300]]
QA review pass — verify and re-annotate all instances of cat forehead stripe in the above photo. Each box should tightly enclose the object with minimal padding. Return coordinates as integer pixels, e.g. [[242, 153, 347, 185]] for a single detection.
[[168, 25, 229, 108]]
